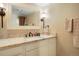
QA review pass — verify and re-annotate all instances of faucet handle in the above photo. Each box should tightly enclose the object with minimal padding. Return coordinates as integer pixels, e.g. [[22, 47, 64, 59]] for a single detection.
[[29, 32, 33, 37], [25, 34, 27, 37], [34, 32, 40, 36]]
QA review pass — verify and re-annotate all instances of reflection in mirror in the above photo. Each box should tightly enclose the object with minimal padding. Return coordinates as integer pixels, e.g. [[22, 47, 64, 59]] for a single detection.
[[8, 4, 40, 28], [18, 16, 26, 26]]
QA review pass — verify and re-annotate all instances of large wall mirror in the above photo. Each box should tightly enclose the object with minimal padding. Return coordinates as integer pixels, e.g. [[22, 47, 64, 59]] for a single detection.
[[7, 3, 41, 29]]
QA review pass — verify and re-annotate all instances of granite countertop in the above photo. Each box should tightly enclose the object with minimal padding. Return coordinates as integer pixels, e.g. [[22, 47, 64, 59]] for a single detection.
[[0, 34, 56, 48]]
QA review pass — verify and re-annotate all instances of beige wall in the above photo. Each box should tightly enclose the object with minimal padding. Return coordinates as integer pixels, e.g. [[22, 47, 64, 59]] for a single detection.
[[49, 3, 79, 55], [25, 12, 40, 26]]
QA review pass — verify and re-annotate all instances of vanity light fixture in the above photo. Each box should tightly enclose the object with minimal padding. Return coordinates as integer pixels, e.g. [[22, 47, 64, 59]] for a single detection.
[[0, 3, 6, 28], [41, 17, 45, 29]]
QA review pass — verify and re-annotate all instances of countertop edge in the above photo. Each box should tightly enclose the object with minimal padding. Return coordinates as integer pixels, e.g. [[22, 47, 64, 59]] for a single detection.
[[0, 36, 56, 49]]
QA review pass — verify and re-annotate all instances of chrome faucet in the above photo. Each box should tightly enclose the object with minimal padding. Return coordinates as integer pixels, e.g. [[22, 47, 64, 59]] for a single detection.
[[29, 32, 33, 37]]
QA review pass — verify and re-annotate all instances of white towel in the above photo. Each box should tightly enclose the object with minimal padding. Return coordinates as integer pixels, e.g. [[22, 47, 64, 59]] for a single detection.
[[73, 18, 79, 48]]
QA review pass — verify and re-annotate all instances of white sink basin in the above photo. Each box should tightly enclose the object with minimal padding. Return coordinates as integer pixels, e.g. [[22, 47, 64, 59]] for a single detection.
[[24, 36, 43, 41], [39, 35, 53, 39]]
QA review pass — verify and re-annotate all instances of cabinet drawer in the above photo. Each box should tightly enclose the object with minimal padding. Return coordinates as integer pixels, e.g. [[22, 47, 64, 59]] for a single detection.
[[25, 41, 38, 51], [0, 45, 25, 56], [26, 48, 39, 56]]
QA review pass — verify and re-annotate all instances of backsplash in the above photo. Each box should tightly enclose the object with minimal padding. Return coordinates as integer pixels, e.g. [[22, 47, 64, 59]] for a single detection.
[[7, 29, 40, 38]]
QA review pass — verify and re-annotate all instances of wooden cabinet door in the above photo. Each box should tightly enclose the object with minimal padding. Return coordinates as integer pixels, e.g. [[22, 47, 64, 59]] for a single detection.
[[38, 39, 49, 56], [48, 38, 56, 56], [25, 41, 39, 56], [38, 38, 56, 56], [39, 46, 49, 56], [26, 48, 39, 56], [39, 39, 49, 47], [0, 45, 25, 56], [25, 41, 39, 51]]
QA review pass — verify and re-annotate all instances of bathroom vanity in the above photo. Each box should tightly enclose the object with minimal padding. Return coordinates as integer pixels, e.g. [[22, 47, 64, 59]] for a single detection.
[[0, 35, 56, 56], [0, 4, 56, 56]]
